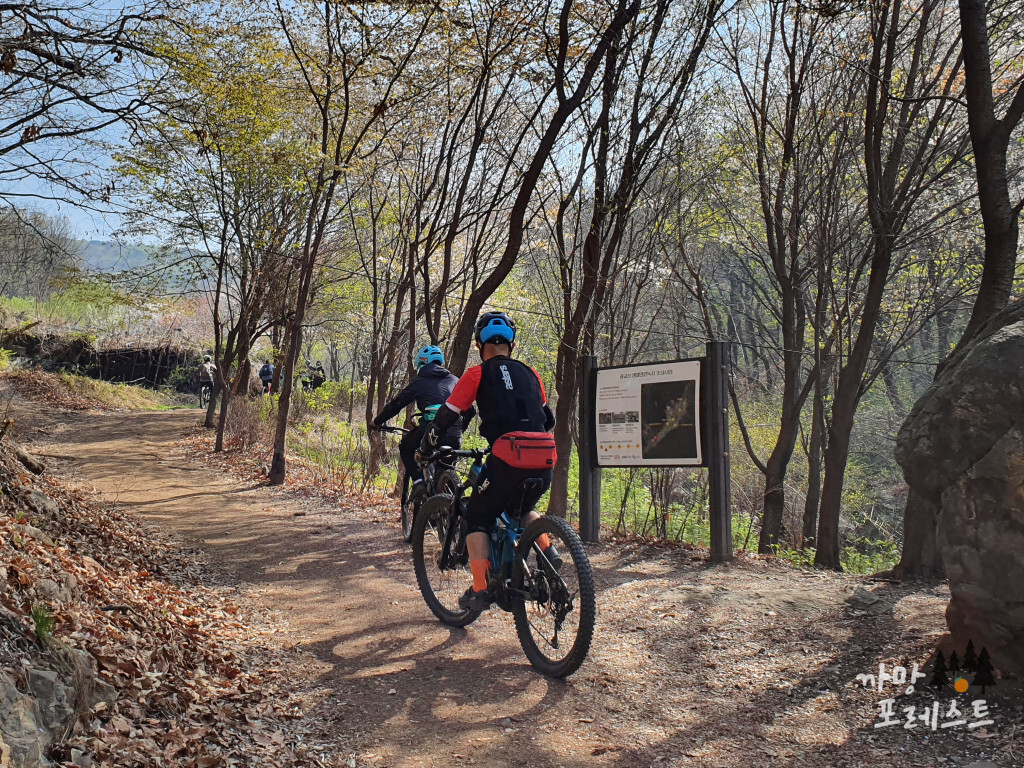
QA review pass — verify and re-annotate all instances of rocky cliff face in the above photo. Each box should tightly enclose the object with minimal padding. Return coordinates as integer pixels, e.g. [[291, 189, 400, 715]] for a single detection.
[[896, 300, 1024, 677]]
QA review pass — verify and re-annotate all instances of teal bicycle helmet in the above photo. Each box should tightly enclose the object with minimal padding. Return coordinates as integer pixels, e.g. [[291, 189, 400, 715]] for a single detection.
[[415, 345, 445, 370]]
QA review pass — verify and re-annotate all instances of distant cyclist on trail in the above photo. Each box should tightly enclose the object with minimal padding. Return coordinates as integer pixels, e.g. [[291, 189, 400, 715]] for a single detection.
[[259, 359, 274, 394], [199, 355, 216, 385], [372, 345, 470, 498], [417, 311, 560, 612]]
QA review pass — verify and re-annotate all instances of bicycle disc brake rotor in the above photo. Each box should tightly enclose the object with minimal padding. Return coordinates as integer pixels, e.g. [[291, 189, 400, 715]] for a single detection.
[[529, 564, 576, 650]]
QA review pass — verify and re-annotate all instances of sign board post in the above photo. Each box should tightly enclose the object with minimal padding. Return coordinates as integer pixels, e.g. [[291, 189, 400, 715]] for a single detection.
[[705, 341, 733, 562], [579, 355, 601, 543]]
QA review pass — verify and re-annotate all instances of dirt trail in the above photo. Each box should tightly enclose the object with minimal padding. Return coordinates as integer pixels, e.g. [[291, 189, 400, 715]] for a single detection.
[[16, 406, 1018, 768]]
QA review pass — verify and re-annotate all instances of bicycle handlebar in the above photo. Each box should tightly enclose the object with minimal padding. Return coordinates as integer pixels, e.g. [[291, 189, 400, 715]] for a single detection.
[[369, 424, 409, 435], [370, 411, 440, 437]]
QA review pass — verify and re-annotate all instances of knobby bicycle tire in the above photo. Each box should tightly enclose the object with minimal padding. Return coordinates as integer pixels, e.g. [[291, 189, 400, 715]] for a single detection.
[[411, 493, 480, 628], [401, 473, 415, 543], [512, 516, 596, 678], [436, 469, 460, 498]]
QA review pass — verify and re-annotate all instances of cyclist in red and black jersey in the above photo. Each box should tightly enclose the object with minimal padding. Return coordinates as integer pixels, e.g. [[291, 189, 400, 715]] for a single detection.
[[419, 311, 561, 612]]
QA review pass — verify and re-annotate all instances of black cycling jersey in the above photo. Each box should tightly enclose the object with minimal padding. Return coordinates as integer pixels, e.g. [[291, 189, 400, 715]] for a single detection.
[[441, 356, 553, 444], [373, 362, 460, 426]]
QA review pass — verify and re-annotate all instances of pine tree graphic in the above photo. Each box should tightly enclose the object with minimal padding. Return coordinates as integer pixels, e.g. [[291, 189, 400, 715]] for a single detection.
[[962, 640, 978, 672], [930, 650, 949, 689], [949, 650, 961, 676], [972, 648, 996, 694]]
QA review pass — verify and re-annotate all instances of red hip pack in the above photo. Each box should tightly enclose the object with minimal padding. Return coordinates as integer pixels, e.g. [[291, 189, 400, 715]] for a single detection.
[[492, 431, 558, 470]]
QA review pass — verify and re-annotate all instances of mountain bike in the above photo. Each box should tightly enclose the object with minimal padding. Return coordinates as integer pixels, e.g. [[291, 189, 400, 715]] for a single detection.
[[411, 447, 596, 678], [199, 381, 212, 409], [371, 420, 460, 542]]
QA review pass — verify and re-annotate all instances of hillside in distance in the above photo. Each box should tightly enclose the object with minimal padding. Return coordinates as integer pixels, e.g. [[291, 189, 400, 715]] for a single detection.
[[75, 239, 154, 272]]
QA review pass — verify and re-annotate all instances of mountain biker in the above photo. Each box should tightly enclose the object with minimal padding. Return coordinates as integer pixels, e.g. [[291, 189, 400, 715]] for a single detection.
[[301, 360, 326, 392], [417, 311, 560, 612], [372, 345, 470, 498], [199, 354, 217, 386], [259, 359, 274, 394]]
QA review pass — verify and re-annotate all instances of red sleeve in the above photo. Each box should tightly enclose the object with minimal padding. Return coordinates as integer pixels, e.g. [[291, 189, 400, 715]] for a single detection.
[[532, 367, 547, 403], [447, 365, 482, 413]]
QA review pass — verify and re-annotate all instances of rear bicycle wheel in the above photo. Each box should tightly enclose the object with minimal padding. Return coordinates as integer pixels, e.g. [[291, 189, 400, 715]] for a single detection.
[[512, 516, 596, 678], [199, 385, 210, 408], [401, 473, 415, 543], [412, 494, 480, 627]]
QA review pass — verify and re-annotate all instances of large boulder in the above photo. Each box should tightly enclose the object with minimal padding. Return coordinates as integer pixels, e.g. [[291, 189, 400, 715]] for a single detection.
[[896, 301, 1024, 677], [0, 672, 47, 768]]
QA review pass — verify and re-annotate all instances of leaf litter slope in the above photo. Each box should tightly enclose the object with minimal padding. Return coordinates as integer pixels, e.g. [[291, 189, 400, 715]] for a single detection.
[[23, 405, 1023, 768], [0, 396, 334, 767]]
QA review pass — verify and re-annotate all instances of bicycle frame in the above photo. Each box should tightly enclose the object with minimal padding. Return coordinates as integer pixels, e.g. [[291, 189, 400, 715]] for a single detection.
[[431, 449, 561, 611]]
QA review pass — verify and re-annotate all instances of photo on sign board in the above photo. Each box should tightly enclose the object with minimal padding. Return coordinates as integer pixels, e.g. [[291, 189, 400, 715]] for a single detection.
[[640, 380, 698, 460]]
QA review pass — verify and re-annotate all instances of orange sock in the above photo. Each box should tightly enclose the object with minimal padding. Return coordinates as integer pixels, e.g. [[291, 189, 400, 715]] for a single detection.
[[470, 559, 490, 593], [537, 533, 551, 550]]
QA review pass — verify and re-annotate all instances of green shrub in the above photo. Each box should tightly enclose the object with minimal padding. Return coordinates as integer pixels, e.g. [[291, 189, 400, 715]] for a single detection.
[[32, 603, 56, 642], [163, 363, 195, 392], [769, 544, 817, 568], [841, 537, 899, 574], [302, 380, 345, 412]]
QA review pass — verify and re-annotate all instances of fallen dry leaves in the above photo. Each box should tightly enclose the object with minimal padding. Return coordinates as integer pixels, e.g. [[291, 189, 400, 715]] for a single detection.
[[2, 370, 107, 412], [0, 437, 340, 768]]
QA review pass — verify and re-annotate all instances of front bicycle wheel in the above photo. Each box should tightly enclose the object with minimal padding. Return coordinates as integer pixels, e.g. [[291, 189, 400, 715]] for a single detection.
[[412, 494, 480, 627], [512, 516, 596, 678], [436, 469, 460, 497]]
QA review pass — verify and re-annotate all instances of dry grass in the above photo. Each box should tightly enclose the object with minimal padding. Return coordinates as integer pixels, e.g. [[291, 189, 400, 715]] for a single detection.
[[224, 395, 275, 451], [56, 372, 181, 411]]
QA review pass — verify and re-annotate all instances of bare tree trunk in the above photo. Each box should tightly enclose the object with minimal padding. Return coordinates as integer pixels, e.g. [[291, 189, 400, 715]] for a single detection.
[[956, 0, 1024, 343], [757, 350, 809, 552], [801, 379, 824, 549], [547, 377, 578, 518], [892, 491, 944, 579], [269, 321, 300, 484], [446, 0, 642, 373]]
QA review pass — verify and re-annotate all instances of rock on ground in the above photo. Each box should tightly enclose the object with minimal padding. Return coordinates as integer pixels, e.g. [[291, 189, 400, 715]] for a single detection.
[[897, 300, 1024, 677]]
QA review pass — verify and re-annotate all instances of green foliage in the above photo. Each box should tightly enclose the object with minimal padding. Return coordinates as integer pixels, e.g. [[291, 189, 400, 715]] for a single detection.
[[769, 545, 818, 569], [841, 538, 900, 574], [300, 381, 346, 413], [57, 373, 182, 410], [163, 363, 195, 392], [0, 348, 12, 371], [1, 275, 137, 333], [32, 603, 56, 642]]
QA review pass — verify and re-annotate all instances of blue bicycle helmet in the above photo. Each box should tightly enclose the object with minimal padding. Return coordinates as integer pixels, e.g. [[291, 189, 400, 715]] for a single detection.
[[474, 311, 516, 345], [415, 345, 445, 370]]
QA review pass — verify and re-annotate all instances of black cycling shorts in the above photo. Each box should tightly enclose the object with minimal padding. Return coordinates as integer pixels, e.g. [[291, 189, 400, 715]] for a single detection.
[[465, 455, 551, 534]]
